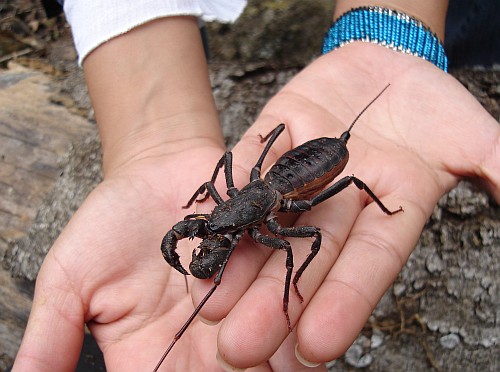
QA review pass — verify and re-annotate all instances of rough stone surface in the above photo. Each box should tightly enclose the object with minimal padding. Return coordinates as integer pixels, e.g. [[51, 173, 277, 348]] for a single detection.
[[211, 62, 299, 148], [3, 132, 102, 280], [0, 65, 95, 371], [0, 65, 94, 254], [350, 181, 499, 372], [206, 0, 334, 66]]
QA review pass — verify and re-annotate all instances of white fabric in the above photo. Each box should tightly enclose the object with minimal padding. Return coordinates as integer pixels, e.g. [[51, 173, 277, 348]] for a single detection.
[[63, 0, 247, 64]]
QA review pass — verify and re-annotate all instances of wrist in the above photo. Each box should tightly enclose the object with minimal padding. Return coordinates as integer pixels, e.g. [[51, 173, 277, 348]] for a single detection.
[[326, 1, 449, 71], [83, 16, 223, 175], [334, 1, 448, 41]]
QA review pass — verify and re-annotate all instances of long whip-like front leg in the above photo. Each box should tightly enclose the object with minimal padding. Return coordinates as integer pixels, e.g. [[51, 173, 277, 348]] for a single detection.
[[152, 284, 217, 372], [154, 232, 243, 371]]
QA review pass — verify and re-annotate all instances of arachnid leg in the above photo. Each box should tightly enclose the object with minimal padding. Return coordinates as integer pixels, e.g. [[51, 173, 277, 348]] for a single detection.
[[282, 175, 403, 215], [251, 123, 285, 181], [264, 216, 321, 303], [153, 232, 242, 372], [183, 152, 238, 209], [213, 231, 243, 284], [161, 219, 208, 275], [310, 175, 403, 214], [249, 227, 294, 332], [189, 233, 232, 279], [161, 230, 189, 275]]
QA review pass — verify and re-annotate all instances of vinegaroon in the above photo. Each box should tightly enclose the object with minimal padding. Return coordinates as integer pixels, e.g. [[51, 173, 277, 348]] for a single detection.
[[154, 84, 403, 370]]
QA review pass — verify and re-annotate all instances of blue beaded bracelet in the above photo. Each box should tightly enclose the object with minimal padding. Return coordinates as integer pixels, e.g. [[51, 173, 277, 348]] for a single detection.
[[322, 6, 448, 72]]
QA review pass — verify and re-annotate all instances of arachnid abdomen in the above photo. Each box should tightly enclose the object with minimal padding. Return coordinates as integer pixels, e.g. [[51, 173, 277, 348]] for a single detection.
[[264, 137, 349, 199]]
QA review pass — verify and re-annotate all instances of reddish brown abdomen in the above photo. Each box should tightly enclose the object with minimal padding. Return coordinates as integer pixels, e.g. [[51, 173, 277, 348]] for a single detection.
[[264, 137, 348, 200]]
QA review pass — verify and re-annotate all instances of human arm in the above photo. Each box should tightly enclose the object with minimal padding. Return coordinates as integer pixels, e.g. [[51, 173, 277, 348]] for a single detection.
[[12, 16, 227, 371]]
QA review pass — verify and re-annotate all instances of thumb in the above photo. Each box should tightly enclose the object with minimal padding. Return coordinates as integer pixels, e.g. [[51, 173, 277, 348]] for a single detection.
[[13, 252, 85, 372]]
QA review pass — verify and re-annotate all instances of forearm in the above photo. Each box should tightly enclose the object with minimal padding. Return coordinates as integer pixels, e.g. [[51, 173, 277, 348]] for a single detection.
[[82, 16, 223, 175], [334, 0, 449, 40]]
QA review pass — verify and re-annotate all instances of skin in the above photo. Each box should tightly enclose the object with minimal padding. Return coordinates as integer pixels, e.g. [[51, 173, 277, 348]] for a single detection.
[[13, 1, 499, 371]]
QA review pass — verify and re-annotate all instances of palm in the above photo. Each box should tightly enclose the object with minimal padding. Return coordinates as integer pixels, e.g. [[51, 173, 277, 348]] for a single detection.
[[192, 44, 499, 367], [25, 147, 227, 371]]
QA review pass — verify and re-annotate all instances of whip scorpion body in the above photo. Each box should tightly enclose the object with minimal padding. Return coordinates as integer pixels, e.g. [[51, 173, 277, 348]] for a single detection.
[[154, 85, 402, 370]]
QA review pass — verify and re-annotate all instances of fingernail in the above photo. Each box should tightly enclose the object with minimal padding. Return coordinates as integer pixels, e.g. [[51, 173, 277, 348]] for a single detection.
[[198, 315, 221, 326], [295, 343, 321, 368], [216, 351, 246, 372]]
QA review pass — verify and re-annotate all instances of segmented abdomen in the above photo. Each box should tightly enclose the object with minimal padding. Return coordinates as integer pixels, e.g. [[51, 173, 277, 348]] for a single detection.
[[264, 137, 348, 200]]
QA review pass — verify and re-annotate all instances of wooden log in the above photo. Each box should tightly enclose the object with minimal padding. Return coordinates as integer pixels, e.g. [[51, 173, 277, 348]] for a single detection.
[[0, 65, 95, 370]]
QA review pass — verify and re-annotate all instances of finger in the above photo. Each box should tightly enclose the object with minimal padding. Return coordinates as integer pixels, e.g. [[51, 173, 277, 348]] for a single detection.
[[203, 92, 385, 366], [228, 85, 353, 179], [143, 298, 222, 372], [295, 195, 423, 363], [189, 69, 376, 319], [217, 329, 328, 371], [268, 328, 327, 371], [464, 112, 500, 202], [191, 90, 356, 321], [219, 353, 273, 372], [231, 118, 292, 188], [216, 181, 364, 368], [13, 253, 85, 371], [191, 235, 274, 322], [190, 119, 293, 321]]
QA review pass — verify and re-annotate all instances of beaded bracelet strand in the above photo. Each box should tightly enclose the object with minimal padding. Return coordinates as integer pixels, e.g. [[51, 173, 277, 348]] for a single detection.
[[322, 6, 448, 72]]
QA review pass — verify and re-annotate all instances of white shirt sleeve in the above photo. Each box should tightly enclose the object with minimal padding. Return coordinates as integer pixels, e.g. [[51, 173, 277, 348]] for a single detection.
[[62, 0, 247, 64]]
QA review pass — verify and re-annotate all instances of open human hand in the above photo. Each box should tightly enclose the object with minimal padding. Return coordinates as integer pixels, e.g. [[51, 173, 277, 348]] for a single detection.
[[11, 143, 226, 370], [13, 42, 498, 372], [13, 15, 329, 372], [13, 136, 328, 371], [188, 43, 499, 368]]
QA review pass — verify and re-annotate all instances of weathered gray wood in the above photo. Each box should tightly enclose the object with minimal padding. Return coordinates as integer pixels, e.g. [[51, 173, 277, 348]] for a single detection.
[[0, 65, 95, 371], [0, 268, 32, 370], [0, 65, 94, 255]]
